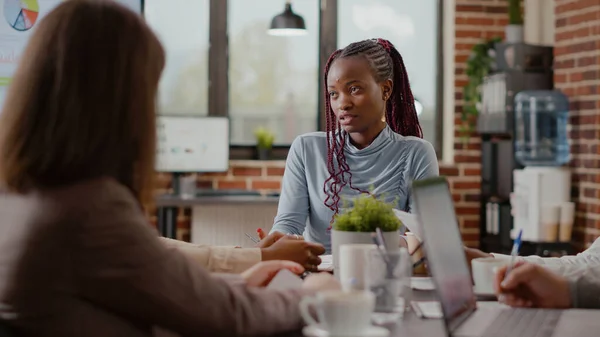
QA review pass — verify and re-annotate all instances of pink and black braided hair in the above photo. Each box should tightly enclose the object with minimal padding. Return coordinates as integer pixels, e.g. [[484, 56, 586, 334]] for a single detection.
[[323, 38, 423, 220]]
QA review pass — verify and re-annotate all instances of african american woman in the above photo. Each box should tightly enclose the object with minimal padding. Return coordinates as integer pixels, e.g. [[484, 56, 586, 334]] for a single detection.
[[268, 38, 439, 253]]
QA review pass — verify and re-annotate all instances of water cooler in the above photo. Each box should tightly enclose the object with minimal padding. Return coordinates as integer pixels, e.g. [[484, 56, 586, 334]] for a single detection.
[[511, 90, 575, 244], [477, 42, 555, 254]]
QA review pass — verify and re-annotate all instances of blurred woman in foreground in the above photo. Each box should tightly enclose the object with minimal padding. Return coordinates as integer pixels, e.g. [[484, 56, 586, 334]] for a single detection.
[[0, 1, 337, 336]]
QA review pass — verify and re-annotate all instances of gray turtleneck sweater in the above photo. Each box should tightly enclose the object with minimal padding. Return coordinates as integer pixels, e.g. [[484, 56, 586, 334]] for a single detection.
[[270, 125, 439, 253]]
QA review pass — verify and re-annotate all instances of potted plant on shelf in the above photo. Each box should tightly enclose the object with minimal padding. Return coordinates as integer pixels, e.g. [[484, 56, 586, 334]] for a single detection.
[[460, 37, 501, 140], [330, 193, 403, 273], [254, 127, 275, 160], [505, 0, 523, 43]]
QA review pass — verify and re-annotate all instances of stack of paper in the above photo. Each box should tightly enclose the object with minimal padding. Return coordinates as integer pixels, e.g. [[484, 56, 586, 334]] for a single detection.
[[411, 277, 436, 291], [392, 209, 423, 241], [318, 254, 333, 271], [411, 301, 443, 319]]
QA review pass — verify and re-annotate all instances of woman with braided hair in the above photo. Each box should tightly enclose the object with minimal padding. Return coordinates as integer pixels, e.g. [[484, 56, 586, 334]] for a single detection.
[[267, 38, 439, 254]]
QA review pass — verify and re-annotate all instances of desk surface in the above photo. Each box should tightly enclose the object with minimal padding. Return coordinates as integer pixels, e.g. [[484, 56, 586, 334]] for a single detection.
[[275, 289, 447, 337]]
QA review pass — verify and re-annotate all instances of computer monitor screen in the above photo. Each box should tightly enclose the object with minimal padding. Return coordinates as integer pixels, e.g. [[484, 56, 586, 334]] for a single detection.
[[156, 116, 229, 172], [412, 177, 477, 332]]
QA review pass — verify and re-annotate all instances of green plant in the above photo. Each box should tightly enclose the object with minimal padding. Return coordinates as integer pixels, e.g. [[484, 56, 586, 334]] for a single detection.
[[332, 194, 402, 232], [254, 127, 275, 150], [460, 37, 502, 139], [508, 0, 523, 25]]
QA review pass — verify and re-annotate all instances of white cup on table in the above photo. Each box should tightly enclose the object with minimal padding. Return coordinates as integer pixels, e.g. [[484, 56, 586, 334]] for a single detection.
[[299, 290, 375, 336], [471, 257, 507, 295]]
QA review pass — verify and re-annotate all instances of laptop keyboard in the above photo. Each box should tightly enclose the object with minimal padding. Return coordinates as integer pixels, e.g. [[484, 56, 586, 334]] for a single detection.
[[483, 309, 561, 337]]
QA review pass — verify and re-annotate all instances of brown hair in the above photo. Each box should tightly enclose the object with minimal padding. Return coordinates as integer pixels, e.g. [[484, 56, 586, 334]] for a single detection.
[[0, 0, 165, 206]]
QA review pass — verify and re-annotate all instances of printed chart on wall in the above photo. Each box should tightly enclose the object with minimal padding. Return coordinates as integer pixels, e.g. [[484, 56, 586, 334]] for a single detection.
[[0, 0, 60, 110], [0, 0, 142, 113]]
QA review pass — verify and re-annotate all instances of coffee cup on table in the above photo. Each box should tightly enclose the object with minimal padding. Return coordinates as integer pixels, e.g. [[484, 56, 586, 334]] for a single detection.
[[299, 290, 375, 336], [471, 257, 507, 295]]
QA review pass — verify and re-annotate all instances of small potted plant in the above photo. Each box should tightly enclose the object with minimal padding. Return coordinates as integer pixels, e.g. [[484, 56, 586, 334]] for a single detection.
[[331, 193, 403, 273], [254, 127, 275, 160], [505, 0, 523, 43]]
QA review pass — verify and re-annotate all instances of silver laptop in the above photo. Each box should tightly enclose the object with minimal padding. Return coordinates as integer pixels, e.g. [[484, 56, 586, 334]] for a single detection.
[[411, 177, 598, 337]]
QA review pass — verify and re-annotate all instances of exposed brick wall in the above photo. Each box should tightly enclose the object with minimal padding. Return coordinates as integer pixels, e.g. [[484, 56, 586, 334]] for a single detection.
[[449, 0, 508, 247], [152, 1, 514, 247], [554, 0, 600, 248], [150, 161, 286, 241]]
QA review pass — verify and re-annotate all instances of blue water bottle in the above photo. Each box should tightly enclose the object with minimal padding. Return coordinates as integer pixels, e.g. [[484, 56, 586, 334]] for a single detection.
[[514, 90, 570, 167]]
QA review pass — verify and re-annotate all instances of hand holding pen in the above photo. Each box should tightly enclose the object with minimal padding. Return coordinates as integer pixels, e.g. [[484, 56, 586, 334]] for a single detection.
[[494, 261, 571, 308], [503, 229, 523, 280]]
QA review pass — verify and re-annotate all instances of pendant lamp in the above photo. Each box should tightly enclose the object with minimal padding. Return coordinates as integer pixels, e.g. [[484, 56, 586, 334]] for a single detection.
[[268, 1, 307, 36]]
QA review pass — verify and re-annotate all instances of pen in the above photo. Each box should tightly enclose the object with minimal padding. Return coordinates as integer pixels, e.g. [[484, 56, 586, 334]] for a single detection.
[[244, 232, 260, 244], [412, 256, 426, 269], [504, 229, 523, 280]]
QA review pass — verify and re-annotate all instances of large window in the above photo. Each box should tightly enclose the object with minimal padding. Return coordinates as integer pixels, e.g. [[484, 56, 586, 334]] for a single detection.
[[145, 0, 443, 158], [228, 0, 319, 145], [144, 0, 210, 115]]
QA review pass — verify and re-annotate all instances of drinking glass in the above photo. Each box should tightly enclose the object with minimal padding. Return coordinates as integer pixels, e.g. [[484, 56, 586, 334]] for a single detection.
[[364, 247, 411, 313]]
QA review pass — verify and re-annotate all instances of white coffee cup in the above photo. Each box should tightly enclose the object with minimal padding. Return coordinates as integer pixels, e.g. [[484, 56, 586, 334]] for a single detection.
[[299, 290, 375, 336], [471, 257, 507, 294], [339, 244, 376, 291]]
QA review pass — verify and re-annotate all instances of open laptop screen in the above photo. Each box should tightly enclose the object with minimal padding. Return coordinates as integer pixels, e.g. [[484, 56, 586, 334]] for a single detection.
[[412, 177, 477, 331]]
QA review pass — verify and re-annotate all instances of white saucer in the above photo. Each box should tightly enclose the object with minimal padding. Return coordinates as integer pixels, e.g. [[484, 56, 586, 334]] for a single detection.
[[302, 325, 390, 337]]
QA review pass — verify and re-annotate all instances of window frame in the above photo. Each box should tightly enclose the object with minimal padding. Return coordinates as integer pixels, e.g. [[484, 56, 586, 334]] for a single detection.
[[207, 0, 444, 160]]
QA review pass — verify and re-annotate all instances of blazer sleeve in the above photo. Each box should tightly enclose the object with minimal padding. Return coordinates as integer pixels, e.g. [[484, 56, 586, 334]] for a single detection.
[[491, 236, 600, 276], [569, 267, 600, 309], [72, 191, 306, 337], [159, 237, 262, 274]]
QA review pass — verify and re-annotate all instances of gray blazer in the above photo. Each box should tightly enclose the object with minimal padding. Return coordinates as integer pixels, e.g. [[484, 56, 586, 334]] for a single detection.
[[0, 178, 306, 336]]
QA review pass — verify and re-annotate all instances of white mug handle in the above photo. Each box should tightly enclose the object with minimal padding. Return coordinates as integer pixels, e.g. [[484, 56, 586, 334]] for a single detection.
[[299, 296, 321, 327]]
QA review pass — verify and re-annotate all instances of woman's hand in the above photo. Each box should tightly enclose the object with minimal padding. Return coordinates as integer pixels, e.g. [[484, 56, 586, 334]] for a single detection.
[[255, 231, 286, 248], [302, 272, 341, 292], [256, 230, 304, 249], [494, 262, 571, 309], [261, 237, 325, 272], [241, 260, 304, 287]]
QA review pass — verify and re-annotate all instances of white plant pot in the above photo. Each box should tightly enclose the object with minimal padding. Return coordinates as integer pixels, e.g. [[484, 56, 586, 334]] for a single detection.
[[330, 229, 400, 276], [505, 24, 524, 43]]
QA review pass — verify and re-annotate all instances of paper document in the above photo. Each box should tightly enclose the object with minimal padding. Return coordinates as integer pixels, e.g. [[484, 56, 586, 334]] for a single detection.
[[411, 301, 443, 319], [411, 277, 436, 291], [393, 209, 423, 240], [318, 254, 333, 271]]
